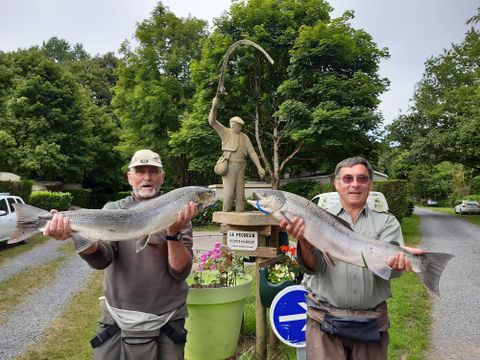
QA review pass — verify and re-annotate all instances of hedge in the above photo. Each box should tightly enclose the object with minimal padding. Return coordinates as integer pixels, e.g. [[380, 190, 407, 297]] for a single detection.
[[373, 180, 409, 221], [0, 180, 33, 201], [67, 189, 92, 208], [29, 191, 73, 211]]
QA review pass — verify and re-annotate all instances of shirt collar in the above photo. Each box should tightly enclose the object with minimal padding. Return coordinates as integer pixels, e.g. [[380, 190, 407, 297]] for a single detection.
[[329, 203, 370, 218]]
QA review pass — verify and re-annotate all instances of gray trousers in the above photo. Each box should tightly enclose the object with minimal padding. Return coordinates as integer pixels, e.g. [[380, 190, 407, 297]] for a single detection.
[[93, 306, 184, 360]]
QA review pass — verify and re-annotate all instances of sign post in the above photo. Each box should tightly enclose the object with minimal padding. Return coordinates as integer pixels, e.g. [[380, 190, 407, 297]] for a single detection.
[[269, 285, 308, 348]]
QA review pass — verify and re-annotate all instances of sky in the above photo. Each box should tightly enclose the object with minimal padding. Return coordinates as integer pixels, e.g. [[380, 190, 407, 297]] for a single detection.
[[0, 0, 478, 126]]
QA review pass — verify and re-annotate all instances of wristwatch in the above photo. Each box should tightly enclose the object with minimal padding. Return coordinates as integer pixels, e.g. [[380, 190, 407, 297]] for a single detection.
[[166, 232, 183, 241]]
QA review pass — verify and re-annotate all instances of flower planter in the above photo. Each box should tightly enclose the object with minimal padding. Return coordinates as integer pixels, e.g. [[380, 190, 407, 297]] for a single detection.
[[259, 266, 294, 308], [185, 272, 252, 360]]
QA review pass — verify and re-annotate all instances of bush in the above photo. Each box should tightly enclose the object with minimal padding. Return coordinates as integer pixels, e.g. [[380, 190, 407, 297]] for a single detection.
[[192, 199, 223, 226], [29, 191, 72, 211], [373, 180, 409, 221], [406, 199, 415, 217], [89, 191, 131, 208], [280, 180, 317, 198], [0, 180, 33, 201], [281, 180, 336, 200], [67, 189, 92, 208]]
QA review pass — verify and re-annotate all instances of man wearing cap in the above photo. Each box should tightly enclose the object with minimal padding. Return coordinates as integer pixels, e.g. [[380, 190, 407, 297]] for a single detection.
[[44, 149, 197, 360], [209, 96, 266, 212]]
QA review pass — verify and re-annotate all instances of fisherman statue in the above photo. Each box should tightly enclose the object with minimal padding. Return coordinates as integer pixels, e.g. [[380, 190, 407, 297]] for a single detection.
[[209, 97, 265, 212]]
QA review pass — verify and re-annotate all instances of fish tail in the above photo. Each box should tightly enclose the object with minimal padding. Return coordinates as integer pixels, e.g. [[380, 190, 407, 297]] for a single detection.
[[416, 252, 454, 295], [8, 204, 51, 244]]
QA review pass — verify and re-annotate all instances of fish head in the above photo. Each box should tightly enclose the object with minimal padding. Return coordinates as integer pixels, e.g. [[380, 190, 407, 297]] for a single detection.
[[247, 190, 285, 214], [195, 188, 217, 210]]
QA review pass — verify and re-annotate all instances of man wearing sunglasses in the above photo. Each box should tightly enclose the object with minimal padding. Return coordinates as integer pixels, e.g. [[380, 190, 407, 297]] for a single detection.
[[279, 156, 423, 360]]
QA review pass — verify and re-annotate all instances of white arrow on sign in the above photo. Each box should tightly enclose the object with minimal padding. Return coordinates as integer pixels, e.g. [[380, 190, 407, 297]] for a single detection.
[[278, 301, 307, 331]]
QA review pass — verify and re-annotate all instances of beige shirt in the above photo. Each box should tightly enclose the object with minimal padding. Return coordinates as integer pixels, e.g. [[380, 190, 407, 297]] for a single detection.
[[299, 204, 404, 310]]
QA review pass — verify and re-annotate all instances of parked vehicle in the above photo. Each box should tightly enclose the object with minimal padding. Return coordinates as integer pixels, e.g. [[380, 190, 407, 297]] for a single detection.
[[426, 199, 439, 207], [311, 191, 389, 212], [454, 200, 480, 215], [0, 193, 25, 243]]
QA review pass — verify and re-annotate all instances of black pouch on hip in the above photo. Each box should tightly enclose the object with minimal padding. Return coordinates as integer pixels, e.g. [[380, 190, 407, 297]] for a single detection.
[[161, 319, 187, 344], [320, 315, 381, 342]]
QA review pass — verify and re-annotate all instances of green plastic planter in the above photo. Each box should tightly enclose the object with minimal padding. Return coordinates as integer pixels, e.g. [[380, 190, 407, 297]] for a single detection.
[[258, 267, 294, 308], [185, 272, 252, 360]]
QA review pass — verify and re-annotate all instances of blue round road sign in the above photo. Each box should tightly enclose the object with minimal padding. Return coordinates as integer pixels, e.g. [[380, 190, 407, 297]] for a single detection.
[[269, 285, 307, 348]]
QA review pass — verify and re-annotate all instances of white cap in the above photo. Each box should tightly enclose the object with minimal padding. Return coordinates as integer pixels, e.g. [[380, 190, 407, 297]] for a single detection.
[[128, 150, 163, 168]]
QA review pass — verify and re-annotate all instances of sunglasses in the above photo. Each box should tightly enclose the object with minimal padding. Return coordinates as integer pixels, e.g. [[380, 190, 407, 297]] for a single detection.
[[338, 175, 370, 184]]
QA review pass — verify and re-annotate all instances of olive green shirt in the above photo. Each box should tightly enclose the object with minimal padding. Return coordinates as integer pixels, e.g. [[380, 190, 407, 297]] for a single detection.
[[299, 204, 403, 310]]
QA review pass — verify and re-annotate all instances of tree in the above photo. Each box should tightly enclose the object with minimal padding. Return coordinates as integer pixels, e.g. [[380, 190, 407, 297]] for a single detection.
[[0, 48, 123, 188], [113, 2, 208, 185], [387, 24, 480, 172], [41, 36, 89, 62], [170, 0, 388, 188]]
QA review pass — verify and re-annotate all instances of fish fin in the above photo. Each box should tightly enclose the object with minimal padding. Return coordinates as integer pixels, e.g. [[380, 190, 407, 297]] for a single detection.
[[320, 250, 336, 267], [279, 211, 292, 225], [135, 236, 151, 253], [8, 204, 51, 244], [370, 264, 392, 280], [320, 209, 353, 231], [389, 240, 401, 247], [72, 233, 96, 253], [361, 252, 369, 269], [415, 252, 454, 295]]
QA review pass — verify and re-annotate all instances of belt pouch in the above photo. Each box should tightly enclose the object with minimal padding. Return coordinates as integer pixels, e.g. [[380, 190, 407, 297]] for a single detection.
[[121, 328, 161, 360], [320, 315, 381, 342]]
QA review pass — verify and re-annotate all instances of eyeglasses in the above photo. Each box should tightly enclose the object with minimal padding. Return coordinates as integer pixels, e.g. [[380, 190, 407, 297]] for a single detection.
[[338, 175, 370, 184]]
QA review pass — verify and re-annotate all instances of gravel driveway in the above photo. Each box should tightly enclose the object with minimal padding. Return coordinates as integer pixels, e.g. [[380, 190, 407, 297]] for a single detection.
[[0, 239, 94, 360], [0, 232, 221, 359], [416, 208, 480, 360]]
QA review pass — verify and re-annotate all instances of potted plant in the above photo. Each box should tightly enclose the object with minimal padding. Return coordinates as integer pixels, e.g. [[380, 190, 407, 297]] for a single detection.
[[259, 245, 302, 308], [185, 243, 252, 360]]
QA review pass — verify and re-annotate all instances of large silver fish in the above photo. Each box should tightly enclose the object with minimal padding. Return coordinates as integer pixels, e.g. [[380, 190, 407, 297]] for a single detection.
[[9, 186, 217, 252], [248, 190, 454, 295]]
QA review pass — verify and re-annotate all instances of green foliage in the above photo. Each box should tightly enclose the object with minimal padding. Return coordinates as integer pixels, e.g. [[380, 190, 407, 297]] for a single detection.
[[470, 176, 480, 194], [387, 26, 480, 173], [0, 180, 33, 200], [191, 199, 223, 227], [373, 180, 408, 221], [279, 180, 336, 201], [88, 191, 131, 209], [406, 199, 415, 217], [280, 180, 317, 198], [29, 191, 72, 211], [67, 189, 92, 208], [171, 0, 387, 187], [113, 3, 208, 185]]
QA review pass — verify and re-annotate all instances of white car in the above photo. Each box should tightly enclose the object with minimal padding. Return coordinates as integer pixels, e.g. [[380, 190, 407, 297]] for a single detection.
[[0, 193, 25, 243], [455, 200, 480, 215], [311, 191, 389, 212]]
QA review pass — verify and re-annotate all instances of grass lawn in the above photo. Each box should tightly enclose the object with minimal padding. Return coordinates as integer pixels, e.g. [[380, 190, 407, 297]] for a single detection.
[[388, 214, 431, 360], [14, 215, 429, 359]]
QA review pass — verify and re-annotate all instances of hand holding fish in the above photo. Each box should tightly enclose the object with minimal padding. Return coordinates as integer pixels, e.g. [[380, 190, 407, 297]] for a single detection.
[[167, 201, 199, 237], [43, 211, 72, 241], [387, 246, 424, 272]]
